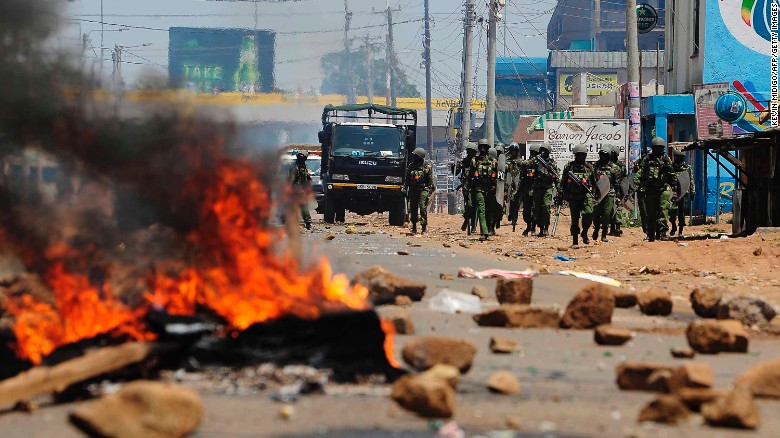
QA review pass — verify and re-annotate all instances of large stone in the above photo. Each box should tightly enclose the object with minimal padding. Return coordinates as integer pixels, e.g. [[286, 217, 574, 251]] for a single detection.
[[637, 288, 673, 316], [678, 388, 729, 412], [494, 278, 533, 304], [421, 364, 461, 390], [616, 362, 677, 392], [489, 336, 518, 354], [560, 284, 615, 329], [391, 374, 455, 418], [734, 358, 780, 398], [637, 395, 690, 424], [717, 295, 778, 328], [670, 348, 695, 359], [352, 266, 427, 305], [668, 362, 714, 392], [614, 289, 638, 308], [594, 325, 632, 346], [473, 305, 560, 328], [702, 385, 760, 430], [402, 336, 477, 373], [390, 312, 415, 335], [486, 371, 520, 395], [686, 319, 749, 354], [471, 285, 488, 300], [69, 381, 203, 438], [690, 287, 723, 318]]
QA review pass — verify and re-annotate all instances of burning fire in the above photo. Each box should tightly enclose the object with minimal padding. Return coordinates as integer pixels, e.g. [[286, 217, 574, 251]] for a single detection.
[[4, 161, 388, 366]]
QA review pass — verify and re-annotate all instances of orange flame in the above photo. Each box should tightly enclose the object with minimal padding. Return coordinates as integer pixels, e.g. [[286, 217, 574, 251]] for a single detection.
[[6, 161, 385, 366]]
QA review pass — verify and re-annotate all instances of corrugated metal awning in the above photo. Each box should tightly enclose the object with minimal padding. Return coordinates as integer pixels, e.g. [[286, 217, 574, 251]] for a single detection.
[[550, 50, 664, 69], [527, 110, 573, 133]]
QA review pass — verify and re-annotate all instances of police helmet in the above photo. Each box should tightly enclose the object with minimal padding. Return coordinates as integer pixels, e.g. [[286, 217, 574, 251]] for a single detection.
[[412, 147, 426, 158], [465, 142, 478, 152], [529, 144, 541, 153], [599, 145, 611, 155], [478, 138, 490, 147], [508, 142, 520, 151], [539, 143, 551, 153], [573, 145, 588, 155], [296, 150, 309, 159], [488, 147, 497, 158], [495, 145, 504, 155], [651, 137, 666, 148], [673, 148, 686, 157]]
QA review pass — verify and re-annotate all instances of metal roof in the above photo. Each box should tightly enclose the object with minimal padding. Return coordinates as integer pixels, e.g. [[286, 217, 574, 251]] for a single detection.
[[550, 51, 665, 69]]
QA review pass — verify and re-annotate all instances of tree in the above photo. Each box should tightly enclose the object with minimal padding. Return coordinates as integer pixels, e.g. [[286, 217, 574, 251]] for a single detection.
[[319, 46, 421, 98]]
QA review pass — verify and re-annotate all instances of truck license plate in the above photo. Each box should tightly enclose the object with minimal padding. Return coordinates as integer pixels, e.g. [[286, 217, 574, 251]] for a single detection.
[[356, 184, 377, 190]]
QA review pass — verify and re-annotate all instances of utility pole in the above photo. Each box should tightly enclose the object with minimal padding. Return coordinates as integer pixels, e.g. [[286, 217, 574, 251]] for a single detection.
[[366, 36, 373, 104], [459, 0, 476, 150], [485, 1, 502, 146], [100, 0, 104, 83], [627, 0, 641, 156], [386, 1, 396, 107], [343, 1, 356, 104], [424, 0, 433, 159]]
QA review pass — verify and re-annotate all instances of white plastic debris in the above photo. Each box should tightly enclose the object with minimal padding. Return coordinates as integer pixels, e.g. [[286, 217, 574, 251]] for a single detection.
[[428, 289, 482, 314]]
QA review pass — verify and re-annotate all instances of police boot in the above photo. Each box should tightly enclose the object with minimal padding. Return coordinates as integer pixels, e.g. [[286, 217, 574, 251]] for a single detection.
[[305, 222, 312, 230], [601, 230, 609, 243], [479, 234, 490, 241], [522, 226, 532, 237], [572, 234, 579, 247], [411, 223, 417, 234], [678, 225, 684, 237], [461, 218, 469, 232], [592, 226, 599, 241], [581, 230, 590, 245], [670, 222, 677, 236], [421, 224, 427, 234], [615, 224, 623, 237]]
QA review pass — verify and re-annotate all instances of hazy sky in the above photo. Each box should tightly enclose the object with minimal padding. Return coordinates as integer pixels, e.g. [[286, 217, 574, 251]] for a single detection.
[[59, 0, 557, 99]]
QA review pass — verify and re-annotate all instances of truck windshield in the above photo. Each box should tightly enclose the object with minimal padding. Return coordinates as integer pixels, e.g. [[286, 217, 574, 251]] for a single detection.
[[332, 125, 404, 158]]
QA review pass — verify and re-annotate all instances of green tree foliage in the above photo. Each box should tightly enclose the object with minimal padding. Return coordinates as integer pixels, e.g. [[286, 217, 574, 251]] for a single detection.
[[320, 46, 421, 98]]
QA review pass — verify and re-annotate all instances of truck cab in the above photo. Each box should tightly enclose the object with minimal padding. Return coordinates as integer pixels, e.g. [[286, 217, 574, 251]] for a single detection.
[[319, 104, 417, 225]]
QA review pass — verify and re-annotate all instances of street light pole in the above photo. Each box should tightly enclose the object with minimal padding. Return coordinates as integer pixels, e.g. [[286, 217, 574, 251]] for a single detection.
[[100, 0, 104, 83]]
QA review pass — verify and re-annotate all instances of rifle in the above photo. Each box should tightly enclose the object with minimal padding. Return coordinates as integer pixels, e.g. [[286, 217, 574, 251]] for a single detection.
[[551, 203, 562, 237]]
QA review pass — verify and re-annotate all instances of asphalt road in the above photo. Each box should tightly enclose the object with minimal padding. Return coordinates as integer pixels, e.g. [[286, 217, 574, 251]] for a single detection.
[[1, 218, 779, 438]]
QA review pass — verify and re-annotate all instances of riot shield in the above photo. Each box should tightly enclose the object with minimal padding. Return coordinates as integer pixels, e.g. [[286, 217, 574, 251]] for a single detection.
[[495, 154, 507, 204], [676, 171, 690, 202], [595, 175, 611, 204]]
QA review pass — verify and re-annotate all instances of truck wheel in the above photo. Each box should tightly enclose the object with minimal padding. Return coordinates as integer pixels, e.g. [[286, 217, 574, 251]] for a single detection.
[[388, 200, 406, 226], [323, 198, 335, 224], [335, 203, 346, 223]]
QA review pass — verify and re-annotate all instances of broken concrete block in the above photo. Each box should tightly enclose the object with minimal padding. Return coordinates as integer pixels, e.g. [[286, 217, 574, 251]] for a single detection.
[[402, 336, 476, 373], [690, 287, 723, 318], [670, 348, 695, 359], [637, 287, 673, 316], [352, 266, 427, 305], [614, 289, 638, 308], [637, 395, 690, 424], [560, 284, 615, 329], [717, 295, 778, 328], [702, 385, 760, 430], [486, 371, 520, 395], [686, 319, 749, 354], [489, 336, 518, 354], [391, 374, 455, 418], [473, 305, 560, 329], [668, 362, 714, 392], [678, 388, 728, 412], [69, 381, 203, 438], [420, 364, 460, 390], [470, 285, 488, 300], [734, 358, 780, 399], [594, 325, 632, 346], [390, 312, 415, 335], [616, 362, 677, 392], [494, 278, 533, 305]]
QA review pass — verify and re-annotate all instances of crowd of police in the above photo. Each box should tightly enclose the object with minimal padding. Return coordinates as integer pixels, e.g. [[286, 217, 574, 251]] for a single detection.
[[290, 138, 694, 245]]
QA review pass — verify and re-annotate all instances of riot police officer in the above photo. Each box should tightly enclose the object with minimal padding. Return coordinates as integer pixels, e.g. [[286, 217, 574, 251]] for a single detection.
[[405, 147, 434, 234], [289, 150, 313, 230], [520, 144, 540, 236], [506, 143, 523, 232], [591, 145, 620, 243], [670, 149, 695, 236], [636, 137, 676, 242], [558, 145, 594, 247], [456, 142, 478, 233], [532, 143, 557, 237], [472, 139, 498, 241]]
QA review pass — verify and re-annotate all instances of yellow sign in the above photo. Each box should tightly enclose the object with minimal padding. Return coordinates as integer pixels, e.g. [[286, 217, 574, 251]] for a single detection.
[[559, 73, 618, 96]]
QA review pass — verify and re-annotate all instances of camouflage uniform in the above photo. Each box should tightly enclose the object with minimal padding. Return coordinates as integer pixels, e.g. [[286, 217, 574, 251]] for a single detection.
[[560, 158, 594, 246], [632, 154, 649, 233], [591, 153, 621, 242], [455, 149, 477, 233], [532, 155, 557, 236], [406, 158, 434, 231], [670, 155, 695, 236], [519, 154, 537, 235], [609, 149, 627, 236], [289, 156, 312, 229], [506, 154, 524, 229], [472, 153, 498, 239], [636, 141, 676, 241]]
